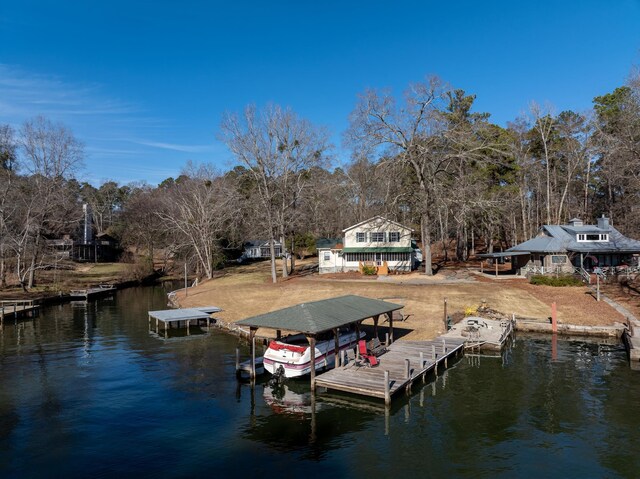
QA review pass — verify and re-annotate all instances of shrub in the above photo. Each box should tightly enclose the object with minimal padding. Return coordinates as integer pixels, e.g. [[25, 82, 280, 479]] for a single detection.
[[361, 264, 377, 276], [530, 275, 583, 287], [464, 305, 478, 316]]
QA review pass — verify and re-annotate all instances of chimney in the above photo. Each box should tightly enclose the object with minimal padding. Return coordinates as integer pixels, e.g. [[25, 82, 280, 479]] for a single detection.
[[597, 214, 610, 230], [83, 203, 94, 244]]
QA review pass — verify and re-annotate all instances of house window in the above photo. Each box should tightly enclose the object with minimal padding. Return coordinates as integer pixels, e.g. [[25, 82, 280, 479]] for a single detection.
[[389, 232, 400, 242], [578, 234, 585, 242], [586, 234, 600, 241], [323, 252, 331, 261], [600, 234, 608, 241], [551, 255, 566, 264], [370, 232, 385, 242], [356, 232, 366, 243]]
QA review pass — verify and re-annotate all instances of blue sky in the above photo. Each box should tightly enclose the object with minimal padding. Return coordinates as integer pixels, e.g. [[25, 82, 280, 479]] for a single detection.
[[1, 0, 639, 185]]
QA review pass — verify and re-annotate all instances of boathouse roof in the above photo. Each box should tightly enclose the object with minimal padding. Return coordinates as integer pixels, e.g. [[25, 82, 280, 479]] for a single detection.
[[235, 295, 403, 335]]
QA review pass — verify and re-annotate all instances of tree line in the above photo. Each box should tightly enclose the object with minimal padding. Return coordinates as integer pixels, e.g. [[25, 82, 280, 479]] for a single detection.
[[1, 72, 639, 288]]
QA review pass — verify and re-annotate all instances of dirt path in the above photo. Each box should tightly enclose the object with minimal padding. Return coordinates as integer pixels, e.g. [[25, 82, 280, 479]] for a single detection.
[[178, 261, 625, 340]]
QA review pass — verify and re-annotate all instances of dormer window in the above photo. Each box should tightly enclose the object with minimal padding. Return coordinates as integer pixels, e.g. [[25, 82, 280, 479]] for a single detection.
[[577, 233, 608, 242]]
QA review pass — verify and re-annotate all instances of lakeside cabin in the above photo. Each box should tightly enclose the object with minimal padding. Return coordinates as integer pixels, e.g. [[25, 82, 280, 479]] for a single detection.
[[242, 240, 282, 259], [318, 216, 421, 275], [481, 216, 640, 276]]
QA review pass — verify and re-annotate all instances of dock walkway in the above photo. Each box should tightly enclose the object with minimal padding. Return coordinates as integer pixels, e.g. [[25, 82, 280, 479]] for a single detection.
[[0, 300, 40, 326], [315, 336, 465, 404]]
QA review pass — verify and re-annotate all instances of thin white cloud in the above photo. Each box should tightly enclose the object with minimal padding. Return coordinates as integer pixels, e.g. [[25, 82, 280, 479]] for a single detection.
[[0, 64, 224, 185], [128, 139, 216, 153]]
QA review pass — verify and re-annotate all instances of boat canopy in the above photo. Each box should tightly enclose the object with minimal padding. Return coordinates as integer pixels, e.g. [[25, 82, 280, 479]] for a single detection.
[[236, 295, 403, 335]]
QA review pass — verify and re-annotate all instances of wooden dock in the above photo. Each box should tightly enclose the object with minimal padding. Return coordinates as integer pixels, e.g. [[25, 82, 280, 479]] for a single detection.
[[0, 300, 40, 327], [314, 336, 465, 404]]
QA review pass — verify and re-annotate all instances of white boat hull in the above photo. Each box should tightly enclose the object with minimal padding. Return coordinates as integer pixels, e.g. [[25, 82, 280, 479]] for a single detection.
[[263, 331, 363, 378]]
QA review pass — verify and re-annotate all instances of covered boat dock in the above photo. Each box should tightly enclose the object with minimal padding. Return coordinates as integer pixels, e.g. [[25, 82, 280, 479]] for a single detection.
[[235, 295, 404, 385], [148, 306, 222, 338]]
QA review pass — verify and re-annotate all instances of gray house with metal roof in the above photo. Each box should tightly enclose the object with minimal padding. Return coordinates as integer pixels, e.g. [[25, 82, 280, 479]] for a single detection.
[[505, 216, 640, 275]]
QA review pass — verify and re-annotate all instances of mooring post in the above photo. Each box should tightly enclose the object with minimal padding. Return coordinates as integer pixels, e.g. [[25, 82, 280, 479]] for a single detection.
[[420, 351, 424, 368], [385, 332, 389, 347], [432, 344, 436, 360], [250, 328, 256, 379], [551, 302, 557, 333], [384, 370, 390, 406], [443, 297, 448, 331], [442, 338, 446, 353], [235, 347, 240, 375], [404, 359, 410, 379]]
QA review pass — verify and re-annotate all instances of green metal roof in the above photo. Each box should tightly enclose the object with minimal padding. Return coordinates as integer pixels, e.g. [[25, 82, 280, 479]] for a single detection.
[[235, 295, 404, 334], [342, 247, 412, 253]]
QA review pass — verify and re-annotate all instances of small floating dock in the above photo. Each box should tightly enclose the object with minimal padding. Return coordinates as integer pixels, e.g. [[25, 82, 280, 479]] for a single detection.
[[443, 316, 514, 351], [315, 336, 465, 404], [0, 300, 40, 326], [148, 306, 222, 339], [69, 284, 116, 300]]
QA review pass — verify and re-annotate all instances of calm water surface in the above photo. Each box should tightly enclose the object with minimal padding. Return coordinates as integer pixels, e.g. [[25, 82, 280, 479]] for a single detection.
[[1, 285, 638, 478]]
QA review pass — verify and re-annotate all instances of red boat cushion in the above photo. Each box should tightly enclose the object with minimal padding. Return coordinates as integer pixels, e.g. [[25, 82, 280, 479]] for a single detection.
[[268, 341, 307, 354]]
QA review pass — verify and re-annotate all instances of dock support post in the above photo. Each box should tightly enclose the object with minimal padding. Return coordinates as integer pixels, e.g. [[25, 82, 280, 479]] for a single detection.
[[309, 335, 316, 391], [385, 332, 389, 347], [334, 328, 340, 368], [250, 328, 257, 379], [442, 339, 446, 353], [420, 351, 424, 368], [388, 312, 394, 344], [156, 317, 159, 334], [384, 370, 390, 406], [235, 347, 240, 377], [186, 319, 190, 336], [404, 359, 410, 379], [432, 344, 436, 360]]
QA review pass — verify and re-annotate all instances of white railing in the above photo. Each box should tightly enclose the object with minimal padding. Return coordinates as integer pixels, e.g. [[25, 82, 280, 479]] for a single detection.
[[574, 267, 591, 284]]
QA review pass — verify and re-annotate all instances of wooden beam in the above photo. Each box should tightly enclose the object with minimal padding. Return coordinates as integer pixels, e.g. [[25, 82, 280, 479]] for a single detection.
[[250, 327, 257, 379], [333, 328, 340, 368], [308, 335, 317, 391]]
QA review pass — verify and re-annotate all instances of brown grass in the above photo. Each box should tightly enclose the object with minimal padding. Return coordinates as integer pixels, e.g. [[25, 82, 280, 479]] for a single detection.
[[179, 259, 626, 340]]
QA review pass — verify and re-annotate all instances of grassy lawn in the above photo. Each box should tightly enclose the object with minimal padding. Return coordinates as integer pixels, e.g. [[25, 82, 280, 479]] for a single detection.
[[178, 258, 626, 341]]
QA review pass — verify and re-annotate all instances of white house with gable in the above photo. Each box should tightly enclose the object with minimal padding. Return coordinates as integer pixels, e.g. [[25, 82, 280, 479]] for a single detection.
[[318, 216, 418, 274]]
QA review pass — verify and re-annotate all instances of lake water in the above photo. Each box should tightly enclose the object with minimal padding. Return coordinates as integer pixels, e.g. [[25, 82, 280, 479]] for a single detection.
[[1, 284, 638, 478]]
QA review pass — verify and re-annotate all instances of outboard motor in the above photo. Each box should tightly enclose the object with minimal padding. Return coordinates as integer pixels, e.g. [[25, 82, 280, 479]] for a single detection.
[[268, 365, 286, 387]]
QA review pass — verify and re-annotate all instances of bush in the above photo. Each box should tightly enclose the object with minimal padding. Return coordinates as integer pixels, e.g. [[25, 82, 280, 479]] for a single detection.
[[361, 264, 377, 276], [530, 275, 583, 287], [464, 305, 478, 316]]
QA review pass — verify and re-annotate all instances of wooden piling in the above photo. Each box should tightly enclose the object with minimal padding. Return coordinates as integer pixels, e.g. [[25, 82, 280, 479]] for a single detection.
[[404, 359, 410, 379], [443, 297, 448, 331], [235, 347, 240, 376], [384, 370, 390, 405]]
